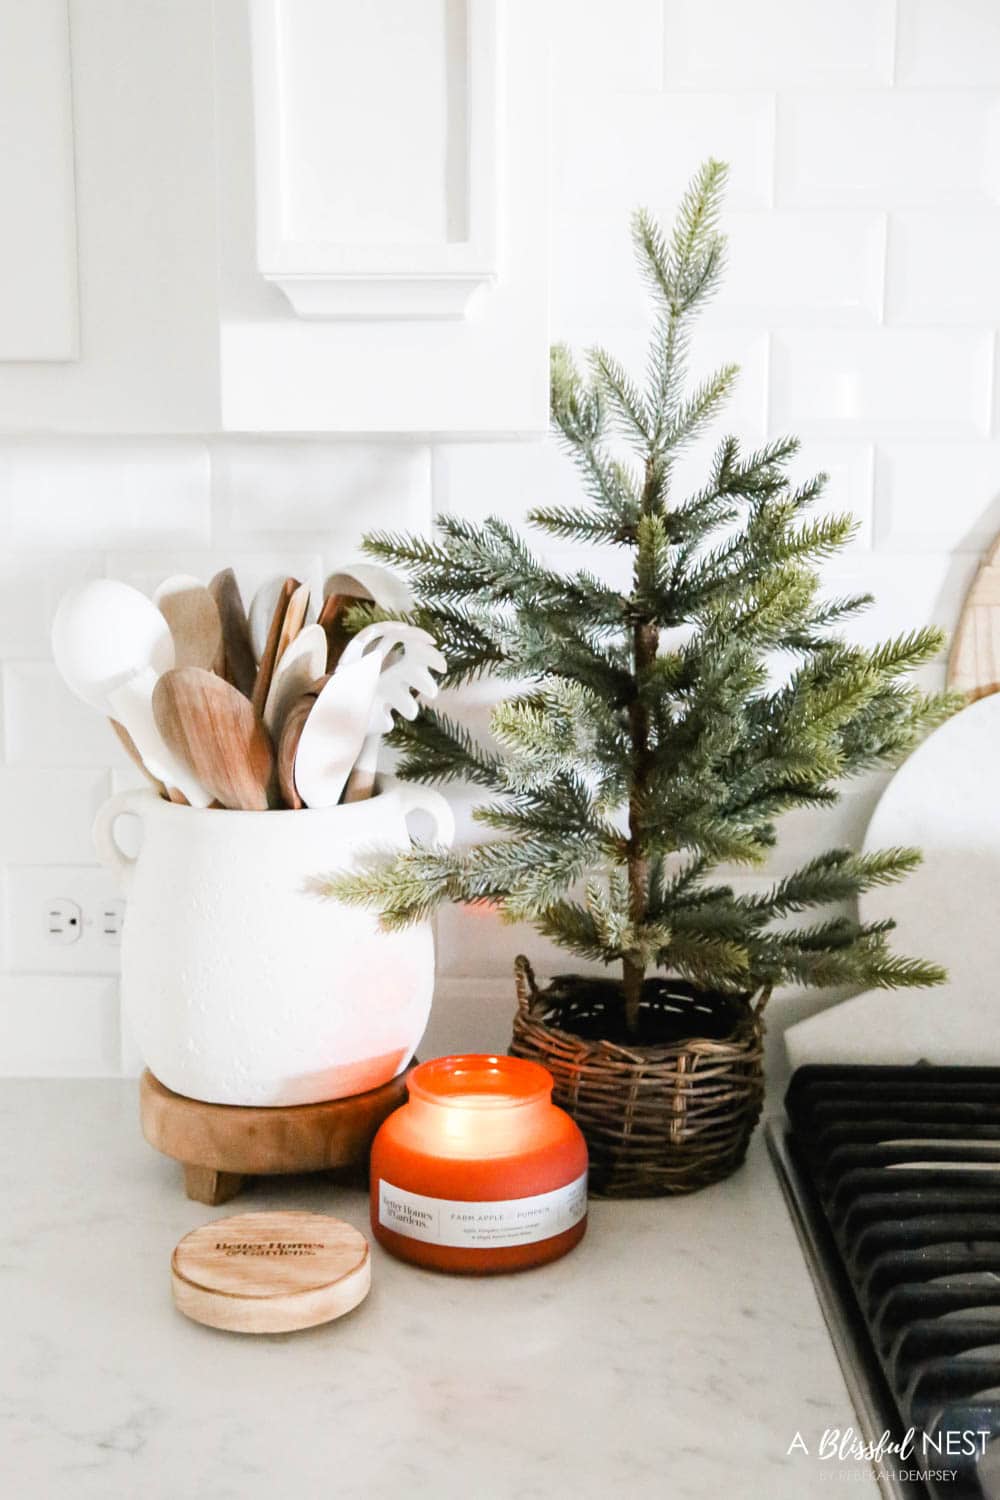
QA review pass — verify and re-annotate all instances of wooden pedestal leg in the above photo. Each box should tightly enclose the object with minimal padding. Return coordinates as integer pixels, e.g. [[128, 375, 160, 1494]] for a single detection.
[[183, 1165, 245, 1205]]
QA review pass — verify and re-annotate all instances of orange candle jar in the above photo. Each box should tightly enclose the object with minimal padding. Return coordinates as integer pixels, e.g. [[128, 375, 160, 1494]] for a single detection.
[[370, 1055, 588, 1274]]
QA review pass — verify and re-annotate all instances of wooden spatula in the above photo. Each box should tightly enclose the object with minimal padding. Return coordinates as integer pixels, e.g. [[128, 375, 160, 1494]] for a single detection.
[[155, 576, 223, 673], [208, 569, 257, 699], [153, 668, 274, 812], [250, 578, 299, 720]]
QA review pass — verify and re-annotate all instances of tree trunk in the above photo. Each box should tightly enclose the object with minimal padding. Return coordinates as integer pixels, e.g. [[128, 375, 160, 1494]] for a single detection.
[[622, 955, 645, 1038], [623, 616, 660, 1037]]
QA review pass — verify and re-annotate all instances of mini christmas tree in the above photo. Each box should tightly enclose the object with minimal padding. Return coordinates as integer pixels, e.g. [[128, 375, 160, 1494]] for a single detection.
[[327, 160, 953, 1039]]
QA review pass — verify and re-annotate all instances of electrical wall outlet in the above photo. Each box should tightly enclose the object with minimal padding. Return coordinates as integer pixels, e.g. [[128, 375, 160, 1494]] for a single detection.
[[7, 867, 126, 974], [45, 897, 83, 945]]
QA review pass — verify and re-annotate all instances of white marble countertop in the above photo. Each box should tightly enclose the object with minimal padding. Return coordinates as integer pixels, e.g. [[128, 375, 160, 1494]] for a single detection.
[[0, 1081, 877, 1500]]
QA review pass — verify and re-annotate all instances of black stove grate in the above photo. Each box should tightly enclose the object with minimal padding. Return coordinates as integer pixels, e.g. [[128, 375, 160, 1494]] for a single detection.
[[780, 1065, 1000, 1500]]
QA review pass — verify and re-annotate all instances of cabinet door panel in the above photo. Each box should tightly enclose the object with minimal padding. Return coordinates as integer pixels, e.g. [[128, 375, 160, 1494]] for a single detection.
[[0, 0, 79, 361]]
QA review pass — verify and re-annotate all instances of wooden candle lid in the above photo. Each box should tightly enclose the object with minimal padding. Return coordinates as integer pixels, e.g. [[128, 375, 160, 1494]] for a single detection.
[[171, 1210, 370, 1333]]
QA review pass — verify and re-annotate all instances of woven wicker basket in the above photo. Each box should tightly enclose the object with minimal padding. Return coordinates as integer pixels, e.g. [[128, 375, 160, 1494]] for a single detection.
[[510, 955, 768, 1198]]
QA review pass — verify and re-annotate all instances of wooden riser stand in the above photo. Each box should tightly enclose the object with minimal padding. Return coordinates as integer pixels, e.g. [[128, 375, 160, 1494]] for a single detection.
[[140, 1067, 412, 1204]]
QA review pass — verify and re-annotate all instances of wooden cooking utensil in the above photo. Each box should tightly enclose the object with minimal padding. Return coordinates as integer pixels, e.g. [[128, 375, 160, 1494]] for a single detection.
[[250, 577, 298, 719], [109, 718, 167, 797], [276, 694, 315, 809], [317, 592, 352, 672], [948, 531, 1000, 701], [248, 574, 288, 663], [263, 622, 327, 738], [208, 569, 257, 699], [275, 674, 330, 808], [274, 581, 310, 668], [154, 575, 223, 673], [153, 667, 274, 812]]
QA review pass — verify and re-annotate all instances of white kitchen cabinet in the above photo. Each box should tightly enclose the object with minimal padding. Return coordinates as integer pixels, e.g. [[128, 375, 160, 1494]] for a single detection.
[[216, 0, 550, 434], [0, 0, 550, 437], [0, 0, 79, 362]]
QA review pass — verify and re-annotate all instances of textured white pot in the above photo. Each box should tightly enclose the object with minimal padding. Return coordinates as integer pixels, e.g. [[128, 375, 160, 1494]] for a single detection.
[[93, 780, 454, 1106]]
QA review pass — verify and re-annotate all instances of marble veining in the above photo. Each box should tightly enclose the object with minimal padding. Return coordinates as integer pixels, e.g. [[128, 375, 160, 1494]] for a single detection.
[[0, 1081, 878, 1499]]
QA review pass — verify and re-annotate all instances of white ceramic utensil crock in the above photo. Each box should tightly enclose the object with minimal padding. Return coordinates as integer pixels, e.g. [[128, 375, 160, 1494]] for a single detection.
[[93, 780, 455, 1106]]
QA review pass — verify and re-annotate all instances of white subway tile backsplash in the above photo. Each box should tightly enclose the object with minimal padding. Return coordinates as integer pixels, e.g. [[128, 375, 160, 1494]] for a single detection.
[[550, 0, 663, 92], [554, 93, 776, 221], [433, 438, 581, 527], [0, 975, 120, 1075], [425, 977, 513, 1059], [776, 92, 1000, 209], [770, 331, 995, 437], [2, 663, 125, 768], [787, 442, 875, 548], [550, 212, 654, 331], [435, 902, 606, 981], [664, 0, 895, 89], [211, 440, 431, 544], [896, 0, 1000, 88], [886, 213, 1000, 326], [0, 552, 104, 659], [1, 440, 211, 548], [819, 551, 977, 653], [875, 442, 1000, 552], [707, 212, 886, 327], [0, 768, 110, 863]]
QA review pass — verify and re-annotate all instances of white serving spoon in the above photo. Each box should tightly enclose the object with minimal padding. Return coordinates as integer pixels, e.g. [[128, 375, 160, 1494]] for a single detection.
[[262, 622, 327, 738], [52, 579, 176, 711], [338, 624, 445, 802], [323, 560, 414, 615], [293, 651, 384, 808], [51, 579, 211, 805]]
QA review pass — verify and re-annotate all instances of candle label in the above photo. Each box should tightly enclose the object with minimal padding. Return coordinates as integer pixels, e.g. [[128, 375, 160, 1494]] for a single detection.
[[378, 1172, 588, 1249]]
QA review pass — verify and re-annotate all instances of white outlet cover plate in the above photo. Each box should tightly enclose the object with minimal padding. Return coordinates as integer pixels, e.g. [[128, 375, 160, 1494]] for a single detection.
[[6, 865, 125, 975]]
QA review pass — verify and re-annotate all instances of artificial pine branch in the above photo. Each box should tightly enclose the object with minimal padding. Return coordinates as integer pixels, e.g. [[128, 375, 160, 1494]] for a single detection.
[[325, 160, 952, 1035]]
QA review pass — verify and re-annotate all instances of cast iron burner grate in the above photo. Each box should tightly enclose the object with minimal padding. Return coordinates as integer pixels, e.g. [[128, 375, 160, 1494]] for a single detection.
[[767, 1065, 1000, 1500]]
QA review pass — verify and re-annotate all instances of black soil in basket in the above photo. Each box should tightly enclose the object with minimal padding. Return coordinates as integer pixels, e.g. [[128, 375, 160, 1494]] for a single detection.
[[538, 974, 750, 1048]]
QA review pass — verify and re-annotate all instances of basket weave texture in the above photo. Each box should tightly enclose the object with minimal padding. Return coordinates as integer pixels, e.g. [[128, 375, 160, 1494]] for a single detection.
[[510, 955, 768, 1198]]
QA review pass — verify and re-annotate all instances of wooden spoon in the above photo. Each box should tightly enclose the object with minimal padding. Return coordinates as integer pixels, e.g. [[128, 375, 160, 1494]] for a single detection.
[[248, 575, 287, 663], [155, 575, 223, 672], [250, 578, 298, 719], [274, 582, 310, 669], [276, 695, 315, 809], [263, 622, 327, 738], [317, 593, 352, 673], [208, 569, 256, 699], [153, 668, 274, 812], [108, 718, 167, 797]]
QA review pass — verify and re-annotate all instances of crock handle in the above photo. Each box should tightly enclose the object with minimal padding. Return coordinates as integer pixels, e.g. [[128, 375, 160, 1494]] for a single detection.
[[396, 784, 455, 849], [92, 789, 147, 895]]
